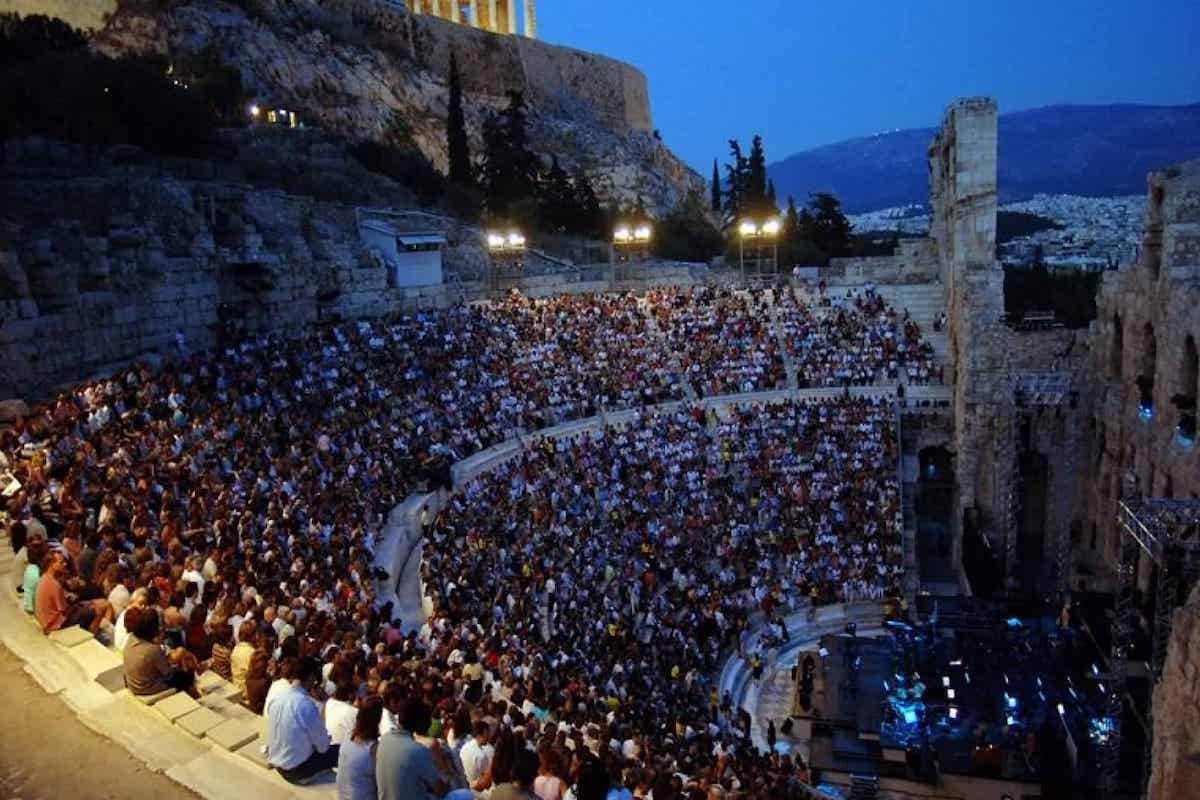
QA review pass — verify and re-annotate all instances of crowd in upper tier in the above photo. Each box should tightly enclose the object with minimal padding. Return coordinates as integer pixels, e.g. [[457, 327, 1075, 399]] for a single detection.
[[0, 285, 922, 799]]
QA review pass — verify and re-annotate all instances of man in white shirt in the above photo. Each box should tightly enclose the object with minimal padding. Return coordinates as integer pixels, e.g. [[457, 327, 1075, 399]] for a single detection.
[[458, 721, 494, 790], [265, 657, 338, 784]]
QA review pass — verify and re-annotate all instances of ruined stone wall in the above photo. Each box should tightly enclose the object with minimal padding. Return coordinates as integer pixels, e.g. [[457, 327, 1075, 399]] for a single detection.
[[0, 0, 115, 30], [928, 97, 1094, 591], [407, 12, 652, 134], [1149, 584, 1200, 800], [827, 239, 940, 285], [0, 141, 474, 397], [1082, 162, 1200, 579]]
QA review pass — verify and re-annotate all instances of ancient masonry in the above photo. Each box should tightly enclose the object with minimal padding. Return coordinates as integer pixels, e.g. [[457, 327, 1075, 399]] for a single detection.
[[926, 101, 1200, 799], [411, 0, 537, 39]]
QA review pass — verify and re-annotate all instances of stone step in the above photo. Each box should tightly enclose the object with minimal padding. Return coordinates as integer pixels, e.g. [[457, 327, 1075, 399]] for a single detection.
[[49, 625, 95, 648], [176, 706, 225, 738]]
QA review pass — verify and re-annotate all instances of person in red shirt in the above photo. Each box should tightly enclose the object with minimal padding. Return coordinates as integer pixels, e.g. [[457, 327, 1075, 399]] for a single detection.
[[35, 551, 112, 635]]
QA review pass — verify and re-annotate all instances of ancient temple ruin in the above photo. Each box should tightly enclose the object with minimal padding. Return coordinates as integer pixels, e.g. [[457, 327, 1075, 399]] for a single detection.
[[410, 0, 537, 38]]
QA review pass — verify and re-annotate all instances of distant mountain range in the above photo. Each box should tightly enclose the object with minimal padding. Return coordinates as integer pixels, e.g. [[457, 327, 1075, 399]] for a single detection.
[[767, 103, 1200, 214]]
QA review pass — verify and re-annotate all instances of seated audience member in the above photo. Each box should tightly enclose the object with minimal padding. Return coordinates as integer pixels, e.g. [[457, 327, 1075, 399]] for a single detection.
[[265, 656, 338, 784], [492, 748, 541, 800], [35, 551, 111, 635], [20, 535, 46, 613], [123, 606, 198, 696], [206, 622, 234, 681], [337, 695, 384, 800], [244, 649, 272, 714], [230, 619, 257, 694], [113, 588, 148, 651], [324, 679, 359, 745], [377, 699, 450, 800]]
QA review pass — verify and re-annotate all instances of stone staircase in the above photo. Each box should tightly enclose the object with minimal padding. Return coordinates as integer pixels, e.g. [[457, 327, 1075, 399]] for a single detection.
[[872, 283, 951, 372]]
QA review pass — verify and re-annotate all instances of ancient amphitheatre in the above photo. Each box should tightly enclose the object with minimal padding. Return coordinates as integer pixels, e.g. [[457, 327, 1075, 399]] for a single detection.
[[1, 3, 1199, 800]]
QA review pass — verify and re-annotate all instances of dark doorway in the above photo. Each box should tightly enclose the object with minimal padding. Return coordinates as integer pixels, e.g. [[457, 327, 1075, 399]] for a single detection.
[[916, 446, 956, 592], [1016, 451, 1049, 597]]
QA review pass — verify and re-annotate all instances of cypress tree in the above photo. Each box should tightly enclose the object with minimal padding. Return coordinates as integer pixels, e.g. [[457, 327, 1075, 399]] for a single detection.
[[745, 135, 768, 216], [710, 159, 721, 213], [446, 51, 472, 185]]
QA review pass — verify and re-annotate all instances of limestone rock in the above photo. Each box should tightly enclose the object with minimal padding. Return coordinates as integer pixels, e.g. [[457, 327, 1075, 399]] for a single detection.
[[90, 0, 702, 215]]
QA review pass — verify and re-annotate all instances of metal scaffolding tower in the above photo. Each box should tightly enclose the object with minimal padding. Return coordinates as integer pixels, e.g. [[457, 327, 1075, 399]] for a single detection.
[[1101, 499, 1200, 798]]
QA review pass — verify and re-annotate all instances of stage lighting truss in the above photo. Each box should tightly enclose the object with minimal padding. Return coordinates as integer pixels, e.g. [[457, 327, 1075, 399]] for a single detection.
[[1101, 499, 1200, 798], [1011, 371, 1074, 407]]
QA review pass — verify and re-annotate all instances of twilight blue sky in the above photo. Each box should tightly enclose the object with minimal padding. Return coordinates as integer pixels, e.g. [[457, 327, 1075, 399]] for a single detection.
[[544, 0, 1200, 173]]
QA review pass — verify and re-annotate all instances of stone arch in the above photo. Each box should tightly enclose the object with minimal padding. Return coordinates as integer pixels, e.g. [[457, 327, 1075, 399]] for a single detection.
[[1110, 313, 1124, 378], [1143, 322, 1157, 378], [1183, 334, 1198, 401], [916, 446, 956, 590], [1137, 322, 1158, 412]]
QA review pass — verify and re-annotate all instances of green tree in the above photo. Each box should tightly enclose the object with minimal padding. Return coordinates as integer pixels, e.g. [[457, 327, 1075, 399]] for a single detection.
[[722, 139, 747, 220], [767, 179, 777, 210], [480, 90, 540, 223], [654, 190, 724, 263], [783, 195, 799, 239], [800, 192, 852, 258], [710, 158, 721, 213], [744, 134, 768, 216], [446, 51, 472, 186], [572, 169, 606, 237], [537, 155, 576, 233], [0, 13, 85, 69]]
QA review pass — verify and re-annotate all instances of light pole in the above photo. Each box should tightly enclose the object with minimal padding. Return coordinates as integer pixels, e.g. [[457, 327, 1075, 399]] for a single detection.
[[738, 218, 781, 285], [612, 223, 652, 283], [486, 230, 527, 293]]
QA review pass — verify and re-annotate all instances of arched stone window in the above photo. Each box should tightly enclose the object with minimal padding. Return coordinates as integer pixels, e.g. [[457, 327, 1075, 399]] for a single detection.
[[1183, 335, 1198, 401], [1176, 334, 1198, 444], [1136, 323, 1157, 414]]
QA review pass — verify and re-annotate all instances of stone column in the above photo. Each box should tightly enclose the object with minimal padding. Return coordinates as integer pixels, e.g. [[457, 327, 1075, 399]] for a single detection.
[[412, 0, 423, 14], [469, 0, 479, 26], [524, 0, 537, 37], [431, 0, 441, 17], [507, 0, 517, 35], [487, 0, 498, 32], [450, 0, 460, 22]]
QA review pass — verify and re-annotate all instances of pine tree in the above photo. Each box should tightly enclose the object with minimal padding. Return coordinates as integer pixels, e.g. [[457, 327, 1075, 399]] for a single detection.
[[573, 169, 605, 237], [746, 135, 768, 216], [806, 192, 853, 257], [784, 195, 799, 239], [537, 155, 575, 233], [767, 179, 777, 210], [480, 90, 539, 220], [723, 139, 747, 219], [446, 50, 472, 186], [710, 159, 721, 213]]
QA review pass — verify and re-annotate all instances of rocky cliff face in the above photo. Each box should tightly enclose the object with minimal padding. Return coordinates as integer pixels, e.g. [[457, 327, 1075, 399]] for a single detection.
[[85, 0, 703, 214]]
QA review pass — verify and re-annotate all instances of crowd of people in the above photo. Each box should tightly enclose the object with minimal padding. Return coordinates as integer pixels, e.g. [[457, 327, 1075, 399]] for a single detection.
[[1, 287, 914, 799], [648, 288, 787, 398], [418, 397, 901, 794], [777, 284, 942, 387]]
